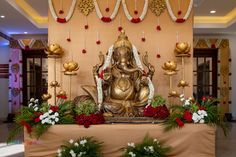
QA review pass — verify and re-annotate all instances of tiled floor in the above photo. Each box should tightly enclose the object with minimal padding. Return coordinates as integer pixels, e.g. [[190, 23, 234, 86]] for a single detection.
[[0, 123, 235, 157]]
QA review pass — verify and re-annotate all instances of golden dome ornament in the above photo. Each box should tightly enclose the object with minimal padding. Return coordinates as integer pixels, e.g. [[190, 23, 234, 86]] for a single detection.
[[42, 93, 52, 101], [57, 89, 67, 97], [175, 42, 191, 57], [44, 43, 64, 58], [178, 80, 189, 88], [50, 81, 60, 88], [63, 60, 79, 75], [162, 61, 178, 75], [168, 90, 179, 98]]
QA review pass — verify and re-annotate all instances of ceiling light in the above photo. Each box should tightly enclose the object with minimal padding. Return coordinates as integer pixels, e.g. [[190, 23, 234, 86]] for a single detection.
[[210, 10, 216, 14], [0, 15, 5, 18], [24, 32, 28, 34]]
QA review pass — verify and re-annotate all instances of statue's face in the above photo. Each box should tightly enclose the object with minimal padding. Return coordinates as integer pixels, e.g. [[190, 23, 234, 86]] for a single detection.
[[113, 47, 132, 64]]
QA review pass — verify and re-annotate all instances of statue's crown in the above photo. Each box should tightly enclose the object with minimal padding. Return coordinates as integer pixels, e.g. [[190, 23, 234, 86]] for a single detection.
[[113, 30, 132, 50]]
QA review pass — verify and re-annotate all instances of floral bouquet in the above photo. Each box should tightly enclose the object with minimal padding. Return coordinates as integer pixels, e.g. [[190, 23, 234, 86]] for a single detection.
[[123, 135, 170, 157], [143, 95, 170, 119], [75, 100, 105, 128], [8, 97, 75, 142], [163, 94, 230, 136], [56, 137, 103, 157]]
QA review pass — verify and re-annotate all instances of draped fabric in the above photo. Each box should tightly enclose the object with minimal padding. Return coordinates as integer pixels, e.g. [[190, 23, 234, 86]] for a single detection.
[[193, 38, 230, 114], [24, 124, 215, 157], [8, 48, 22, 113], [8, 39, 47, 113]]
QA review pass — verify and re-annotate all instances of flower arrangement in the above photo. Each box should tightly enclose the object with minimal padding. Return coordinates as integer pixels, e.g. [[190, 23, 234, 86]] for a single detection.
[[123, 135, 170, 157], [75, 100, 105, 128], [163, 94, 230, 136], [8, 98, 74, 142], [143, 95, 170, 119], [56, 137, 103, 157]]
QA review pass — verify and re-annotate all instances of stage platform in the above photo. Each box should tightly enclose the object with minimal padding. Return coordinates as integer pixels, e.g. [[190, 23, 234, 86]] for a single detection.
[[24, 124, 216, 157]]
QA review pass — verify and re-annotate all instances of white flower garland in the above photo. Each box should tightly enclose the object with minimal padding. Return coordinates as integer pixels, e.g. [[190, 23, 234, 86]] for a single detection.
[[48, 0, 77, 23], [93, 0, 121, 22], [132, 45, 154, 105], [122, 0, 148, 23], [165, 0, 193, 23]]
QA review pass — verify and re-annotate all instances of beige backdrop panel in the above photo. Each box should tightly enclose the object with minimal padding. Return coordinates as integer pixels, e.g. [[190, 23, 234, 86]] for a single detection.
[[48, 0, 193, 102]]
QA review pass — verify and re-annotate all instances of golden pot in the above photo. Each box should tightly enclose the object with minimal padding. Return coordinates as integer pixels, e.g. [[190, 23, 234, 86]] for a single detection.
[[175, 42, 190, 54], [50, 81, 60, 87], [178, 80, 189, 87], [162, 61, 177, 71], [45, 44, 64, 56], [63, 61, 79, 72], [42, 93, 52, 101]]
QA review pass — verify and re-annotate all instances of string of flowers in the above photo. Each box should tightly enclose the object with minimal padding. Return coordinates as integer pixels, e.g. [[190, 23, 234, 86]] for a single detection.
[[48, 0, 77, 23], [122, 0, 148, 23], [57, 137, 103, 157], [123, 135, 170, 157], [165, 0, 193, 23], [93, 0, 121, 22]]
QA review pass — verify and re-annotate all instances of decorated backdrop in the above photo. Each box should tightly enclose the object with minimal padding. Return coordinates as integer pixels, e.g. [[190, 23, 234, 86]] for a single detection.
[[48, 0, 193, 102]]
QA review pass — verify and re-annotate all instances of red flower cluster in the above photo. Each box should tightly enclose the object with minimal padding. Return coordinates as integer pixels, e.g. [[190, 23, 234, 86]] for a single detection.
[[57, 95, 67, 99], [50, 106, 59, 112], [175, 118, 184, 127], [101, 17, 112, 23], [183, 110, 192, 122], [75, 113, 105, 128], [143, 105, 170, 119], [33, 112, 43, 123]]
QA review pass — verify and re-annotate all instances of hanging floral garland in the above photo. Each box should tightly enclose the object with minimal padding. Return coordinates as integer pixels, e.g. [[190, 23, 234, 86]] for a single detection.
[[48, 0, 77, 23], [165, 0, 193, 23], [93, 0, 121, 23], [122, 0, 148, 23]]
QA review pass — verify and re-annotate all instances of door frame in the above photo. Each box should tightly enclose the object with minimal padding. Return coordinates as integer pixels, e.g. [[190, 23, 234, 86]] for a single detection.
[[22, 49, 47, 106], [193, 48, 218, 98]]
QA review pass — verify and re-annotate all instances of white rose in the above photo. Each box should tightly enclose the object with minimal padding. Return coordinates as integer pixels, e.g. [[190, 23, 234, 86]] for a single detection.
[[74, 142, 79, 147], [55, 118, 59, 122], [49, 110, 53, 114], [200, 119, 205, 124], [28, 103, 33, 107], [54, 112, 59, 117], [57, 149, 61, 154], [30, 98, 35, 102], [69, 139, 74, 144], [51, 121, 55, 125], [34, 107, 38, 111]]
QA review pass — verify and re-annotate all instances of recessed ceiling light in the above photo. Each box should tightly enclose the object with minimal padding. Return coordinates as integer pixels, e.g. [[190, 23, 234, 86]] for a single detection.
[[0, 15, 5, 18], [24, 32, 28, 34], [210, 10, 216, 14]]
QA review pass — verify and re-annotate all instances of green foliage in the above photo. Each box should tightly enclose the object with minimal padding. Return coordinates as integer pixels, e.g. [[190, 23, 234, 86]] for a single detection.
[[7, 124, 23, 143], [58, 101, 75, 124], [57, 137, 103, 157], [123, 135, 170, 157], [75, 100, 98, 116], [151, 95, 166, 108], [32, 124, 50, 139]]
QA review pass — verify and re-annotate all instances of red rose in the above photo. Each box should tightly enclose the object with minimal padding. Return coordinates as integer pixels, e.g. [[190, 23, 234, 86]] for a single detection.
[[57, 95, 67, 99], [34, 118, 40, 123], [183, 110, 192, 122], [50, 106, 59, 112], [84, 121, 91, 128], [154, 105, 170, 119], [175, 118, 184, 127], [20, 120, 32, 133], [143, 105, 157, 117], [202, 96, 207, 102]]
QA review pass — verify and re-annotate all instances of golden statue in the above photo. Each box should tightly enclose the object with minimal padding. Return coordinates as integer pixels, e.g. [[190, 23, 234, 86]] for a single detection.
[[80, 31, 155, 117]]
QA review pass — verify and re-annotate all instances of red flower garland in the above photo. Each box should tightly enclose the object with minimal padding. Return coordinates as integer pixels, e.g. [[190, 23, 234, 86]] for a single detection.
[[101, 17, 112, 23], [75, 113, 105, 128]]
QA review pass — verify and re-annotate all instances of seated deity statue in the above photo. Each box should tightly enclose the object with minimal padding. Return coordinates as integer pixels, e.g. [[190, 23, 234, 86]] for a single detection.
[[80, 30, 155, 117]]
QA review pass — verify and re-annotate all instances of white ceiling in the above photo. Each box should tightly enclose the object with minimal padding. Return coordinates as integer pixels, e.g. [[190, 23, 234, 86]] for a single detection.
[[0, 0, 236, 38], [194, 0, 236, 16], [0, 0, 47, 35]]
